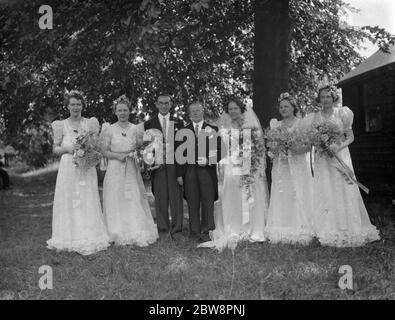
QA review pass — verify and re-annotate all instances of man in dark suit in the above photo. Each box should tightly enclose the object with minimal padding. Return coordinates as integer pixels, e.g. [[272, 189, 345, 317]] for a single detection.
[[144, 94, 184, 239], [176, 101, 225, 242], [0, 151, 10, 190]]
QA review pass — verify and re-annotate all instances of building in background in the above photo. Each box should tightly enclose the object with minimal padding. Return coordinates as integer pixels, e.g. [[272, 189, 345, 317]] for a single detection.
[[338, 44, 395, 202]]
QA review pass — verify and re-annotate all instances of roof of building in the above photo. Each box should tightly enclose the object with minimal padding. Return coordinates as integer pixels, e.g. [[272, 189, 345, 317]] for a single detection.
[[339, 44, 395, 85]]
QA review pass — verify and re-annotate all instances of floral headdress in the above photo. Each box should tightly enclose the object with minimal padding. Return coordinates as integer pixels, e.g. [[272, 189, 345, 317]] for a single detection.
[[64, 89, 86, 108], [315, 75, 340, 102], [112, 94, 131, 110], [315, 84, 339, 103], [277, 92, 299, 116], [278, 92, 293, 103]]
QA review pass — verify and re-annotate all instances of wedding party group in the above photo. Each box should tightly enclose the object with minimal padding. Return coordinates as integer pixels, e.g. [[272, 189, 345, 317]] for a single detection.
[[47, 85, 380, 256]]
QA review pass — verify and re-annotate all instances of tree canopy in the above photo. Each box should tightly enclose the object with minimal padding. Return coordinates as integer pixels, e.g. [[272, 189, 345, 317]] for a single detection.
[[0, 0, 393, 166]]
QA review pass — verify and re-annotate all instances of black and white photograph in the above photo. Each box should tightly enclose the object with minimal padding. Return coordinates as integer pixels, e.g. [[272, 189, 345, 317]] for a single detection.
[[0, 0, 394, 304]]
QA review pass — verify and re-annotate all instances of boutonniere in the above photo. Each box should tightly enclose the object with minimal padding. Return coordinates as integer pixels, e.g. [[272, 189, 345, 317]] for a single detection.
[[205, 126, 215, 138], [205, 126, 213, 133]]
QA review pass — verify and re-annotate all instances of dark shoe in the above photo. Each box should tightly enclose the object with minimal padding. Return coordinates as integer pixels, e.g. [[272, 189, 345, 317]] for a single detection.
[[200, 234, 211, 243]]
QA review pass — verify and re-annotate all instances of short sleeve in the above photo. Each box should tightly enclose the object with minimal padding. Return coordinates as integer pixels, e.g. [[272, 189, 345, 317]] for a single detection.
[[51, 120, 64, 145], [134, 122, 145, 146], [339, 107, 354, 131], [269, 118, 280, 129], [87, 117, 100, 134], [99, 123, 112, 150]]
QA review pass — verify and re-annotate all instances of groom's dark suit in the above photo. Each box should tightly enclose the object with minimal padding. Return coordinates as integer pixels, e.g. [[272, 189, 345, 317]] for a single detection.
[[176, 121, 225, 239], [144, 114, 184, 235]]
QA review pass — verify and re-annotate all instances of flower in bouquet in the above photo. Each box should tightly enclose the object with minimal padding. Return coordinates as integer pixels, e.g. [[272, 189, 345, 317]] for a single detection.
[[264, 125, 294, 160], [134, 128, 163, 172], [238, 127, 266, 200], [307, 120, 342, 158], [307, 119, 369, 194], [72, 131, 102, 170]]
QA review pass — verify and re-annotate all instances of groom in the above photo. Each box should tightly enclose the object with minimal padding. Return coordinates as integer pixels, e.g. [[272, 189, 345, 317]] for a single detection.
[[144, 93, 184, 239], [176, 101, 225, 242]]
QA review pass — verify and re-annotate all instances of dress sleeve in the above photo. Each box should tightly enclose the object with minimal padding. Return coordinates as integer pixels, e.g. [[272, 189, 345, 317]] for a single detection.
[[99, 123, 112, 150], [339, 106, 354, 131], [51, 120, 64, 146], [269, 118, 280, 129], [87, 117, 100, 134], [134, 122, 145, 147]]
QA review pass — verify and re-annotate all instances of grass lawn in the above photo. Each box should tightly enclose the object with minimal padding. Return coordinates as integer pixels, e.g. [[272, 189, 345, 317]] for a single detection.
[[1, 168, 395, 300]]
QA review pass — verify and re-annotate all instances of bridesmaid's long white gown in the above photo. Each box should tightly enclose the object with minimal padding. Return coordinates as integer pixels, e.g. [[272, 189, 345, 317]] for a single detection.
[[308, 107, 380, 247], [47, 118, 110, 255], [265, 118, 315, 244], [101, 123, 158, 246]]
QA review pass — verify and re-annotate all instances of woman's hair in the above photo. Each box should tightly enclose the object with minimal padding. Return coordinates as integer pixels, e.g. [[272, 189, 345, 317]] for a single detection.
[[224, 96, 247, 113], [278, 92, 299, 116], [64, 90, 86, 109], [112, 94, 131, 112], [315, 85, 339, 103]]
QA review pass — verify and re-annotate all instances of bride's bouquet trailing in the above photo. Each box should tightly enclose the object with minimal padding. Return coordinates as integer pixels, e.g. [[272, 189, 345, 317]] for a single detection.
[[238, 126, 266, 200], [73, 130, 102, 171], [307, 119, 369, 194]]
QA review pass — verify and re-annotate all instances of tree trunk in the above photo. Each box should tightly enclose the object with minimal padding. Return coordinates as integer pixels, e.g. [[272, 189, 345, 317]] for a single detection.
[[254, 0, 291, 128]]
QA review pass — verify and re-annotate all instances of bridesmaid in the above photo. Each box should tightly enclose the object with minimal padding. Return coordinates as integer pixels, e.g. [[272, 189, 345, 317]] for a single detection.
[[100, 95, 158, 246], [308, 85, 380, 247], [48, 90, 110, 255], [265, 93, 315, 244]]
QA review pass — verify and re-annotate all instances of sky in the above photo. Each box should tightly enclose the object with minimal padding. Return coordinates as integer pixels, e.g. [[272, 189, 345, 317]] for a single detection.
[[345, 0, 395, 57]]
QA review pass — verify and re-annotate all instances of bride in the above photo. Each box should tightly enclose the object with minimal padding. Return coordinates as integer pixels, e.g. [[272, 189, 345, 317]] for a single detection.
[[198, 97, 269, 251]]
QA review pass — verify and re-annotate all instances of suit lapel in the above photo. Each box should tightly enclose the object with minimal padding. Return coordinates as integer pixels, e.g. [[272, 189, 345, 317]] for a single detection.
[[153, 115, 162, 133], [187, 122, 194, 131]]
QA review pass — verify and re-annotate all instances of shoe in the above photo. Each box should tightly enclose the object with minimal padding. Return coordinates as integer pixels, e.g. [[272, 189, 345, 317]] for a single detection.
[[200, 234, 211, 243]]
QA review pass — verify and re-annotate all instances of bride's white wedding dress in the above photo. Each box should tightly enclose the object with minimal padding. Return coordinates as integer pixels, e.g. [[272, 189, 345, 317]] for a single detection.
[[101, 123, 158, 246], [47, 118, 110, 255], [265, 118, 315, 244], [198, 106, 269, 252]]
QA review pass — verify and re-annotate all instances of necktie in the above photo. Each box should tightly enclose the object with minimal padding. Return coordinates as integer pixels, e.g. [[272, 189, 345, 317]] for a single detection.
[[162, 116, 167, 142], [162, 116, 167, 163]]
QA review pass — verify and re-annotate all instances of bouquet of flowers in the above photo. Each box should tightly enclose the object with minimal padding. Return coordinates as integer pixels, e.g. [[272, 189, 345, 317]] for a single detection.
[[72, 131, 102, 171], [307, 119, 369, 194], [264, 125, 295, 160], [307, 120, 343, 158], [130, 128, 163, 174], [237, 127, 266, 200]]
